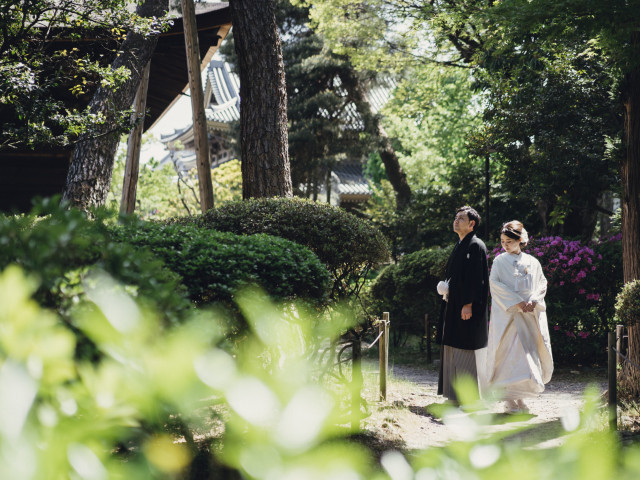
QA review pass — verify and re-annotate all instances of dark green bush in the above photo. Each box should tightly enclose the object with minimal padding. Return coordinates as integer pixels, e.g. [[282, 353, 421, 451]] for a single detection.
[[111, 219, 331, 307], [615, 279, 640, 326], [0, 200, 191, 327], [178, 197, 390, 300], [367, 246, 452, 343]]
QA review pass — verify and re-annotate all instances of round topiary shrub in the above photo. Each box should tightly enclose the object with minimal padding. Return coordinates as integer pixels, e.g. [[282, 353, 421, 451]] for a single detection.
[[179, 197, 390, 300], [615, 280, 640, 326], [111, 220, 331, 307]]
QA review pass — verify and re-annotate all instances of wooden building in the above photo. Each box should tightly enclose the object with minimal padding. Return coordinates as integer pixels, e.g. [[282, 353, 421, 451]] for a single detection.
[[0, 3, 231, 213]]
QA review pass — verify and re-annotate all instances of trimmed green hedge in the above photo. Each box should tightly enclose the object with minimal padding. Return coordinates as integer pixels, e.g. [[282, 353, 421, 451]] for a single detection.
[[367, 246, 452, 341], [0, 201, 191, 327], [177, 197, 390, 300], [111, 220, 331, 307]]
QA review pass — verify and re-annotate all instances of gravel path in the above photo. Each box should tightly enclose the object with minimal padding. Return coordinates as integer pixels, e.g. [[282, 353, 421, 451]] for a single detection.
[[364, 364, 607, 450]]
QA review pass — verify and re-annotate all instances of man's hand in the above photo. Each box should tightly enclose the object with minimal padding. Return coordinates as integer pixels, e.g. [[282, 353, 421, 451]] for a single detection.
[[461, 303, 472, 320]]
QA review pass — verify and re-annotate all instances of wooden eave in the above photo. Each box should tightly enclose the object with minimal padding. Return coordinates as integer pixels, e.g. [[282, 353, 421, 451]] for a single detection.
[[146, 4, 232, 130], [0, 3, 232, 213]]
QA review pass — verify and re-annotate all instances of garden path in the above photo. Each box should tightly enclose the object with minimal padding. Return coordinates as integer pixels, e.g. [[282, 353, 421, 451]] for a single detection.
[[363, 364, 608, 450]]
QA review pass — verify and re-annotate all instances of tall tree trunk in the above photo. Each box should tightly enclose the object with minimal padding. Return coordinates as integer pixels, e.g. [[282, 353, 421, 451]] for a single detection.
[[230, 0, 292, 199], [62, 0, 169, 211], [377, 122, 412, 211], [621, 32, 640, 399], [350, 76, 412, 211]]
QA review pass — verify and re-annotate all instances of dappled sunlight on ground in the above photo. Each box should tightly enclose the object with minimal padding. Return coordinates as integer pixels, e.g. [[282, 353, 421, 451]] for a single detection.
[[360, 360, 608, 450]]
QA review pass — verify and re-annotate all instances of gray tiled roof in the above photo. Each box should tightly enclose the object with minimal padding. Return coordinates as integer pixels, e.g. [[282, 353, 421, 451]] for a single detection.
[[333, 164, 371, 196], [205, 60, 240, 123]]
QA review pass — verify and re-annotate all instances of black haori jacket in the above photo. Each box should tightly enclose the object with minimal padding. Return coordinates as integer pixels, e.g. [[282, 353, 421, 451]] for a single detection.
[[438, 231, 489, 350]]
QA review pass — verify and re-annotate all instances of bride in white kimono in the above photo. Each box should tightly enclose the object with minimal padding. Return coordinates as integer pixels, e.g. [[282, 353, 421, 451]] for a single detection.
[[486, 221, 553, 414]]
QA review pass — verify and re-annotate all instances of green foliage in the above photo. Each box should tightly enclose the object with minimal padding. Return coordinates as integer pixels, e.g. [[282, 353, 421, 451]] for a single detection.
[[304, 0, 624, 241], [188, 197, 390, 300], [381, 65, 481, 189], [615, 280, 640, 327], [111, 218, 332, 311], [284, 23, 378, 195], [0, 0, 172, 149], [367, 246, 452, 342], [0, 266, 372, 478], [298, 0, 439, 71], [4, 264, 640, 479], [0, 199, 191, 332], [212, 158, 243, 204], [471, 34, 620, 238], [366, 162, 536, 254]]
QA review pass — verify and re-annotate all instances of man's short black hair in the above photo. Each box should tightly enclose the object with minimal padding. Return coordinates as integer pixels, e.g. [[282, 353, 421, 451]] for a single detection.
[[456, 206, 481, 231]]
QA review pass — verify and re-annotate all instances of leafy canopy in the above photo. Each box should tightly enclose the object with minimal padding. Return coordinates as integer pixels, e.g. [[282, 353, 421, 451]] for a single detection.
[[0, 0, 172, 149]]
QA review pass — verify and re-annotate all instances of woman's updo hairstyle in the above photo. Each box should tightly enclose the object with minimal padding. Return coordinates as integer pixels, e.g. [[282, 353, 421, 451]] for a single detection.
[[501, 220, 529, 247]]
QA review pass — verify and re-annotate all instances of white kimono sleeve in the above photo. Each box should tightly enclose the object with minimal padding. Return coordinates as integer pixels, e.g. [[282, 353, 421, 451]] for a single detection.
[[528, 260, 547, 309], [489, 256, 525, 313]]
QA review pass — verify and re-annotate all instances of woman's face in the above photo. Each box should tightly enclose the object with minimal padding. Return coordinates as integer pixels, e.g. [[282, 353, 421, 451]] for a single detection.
[[500, 234, 521, 254]]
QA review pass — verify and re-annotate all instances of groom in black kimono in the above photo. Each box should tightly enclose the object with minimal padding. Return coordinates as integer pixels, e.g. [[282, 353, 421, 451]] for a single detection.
[[437, 206, 489, 404]]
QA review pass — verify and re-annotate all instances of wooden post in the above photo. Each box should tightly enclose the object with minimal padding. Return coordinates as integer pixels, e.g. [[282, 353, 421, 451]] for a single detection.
[[120, 60, 151, 215], [181, 0, 214, 212], [608, 331, 617, 431], [379, 312, 389, 400], [425, 314, 432, 363], [616, 324, 624, 365]]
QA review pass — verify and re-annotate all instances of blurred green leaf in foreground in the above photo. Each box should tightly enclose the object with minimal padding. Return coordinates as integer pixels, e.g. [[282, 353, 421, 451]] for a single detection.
[[1, 265, 640, 479]]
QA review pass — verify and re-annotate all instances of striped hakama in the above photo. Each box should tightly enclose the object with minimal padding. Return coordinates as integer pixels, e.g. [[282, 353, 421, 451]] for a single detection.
[[440, 345, 487, 402]]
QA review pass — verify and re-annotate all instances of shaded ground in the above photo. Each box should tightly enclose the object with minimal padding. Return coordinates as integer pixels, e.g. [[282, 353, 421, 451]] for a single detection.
[[361, 362, 610, 451]]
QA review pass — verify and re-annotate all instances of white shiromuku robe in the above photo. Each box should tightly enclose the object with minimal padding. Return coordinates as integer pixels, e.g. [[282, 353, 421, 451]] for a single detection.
[[486, 252, 553, 399]]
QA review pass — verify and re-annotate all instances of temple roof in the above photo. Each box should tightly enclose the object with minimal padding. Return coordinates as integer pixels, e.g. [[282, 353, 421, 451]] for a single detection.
[[160, 58, 240, 144], [205, 60, 241, 123], [332, 164, 372, 196]]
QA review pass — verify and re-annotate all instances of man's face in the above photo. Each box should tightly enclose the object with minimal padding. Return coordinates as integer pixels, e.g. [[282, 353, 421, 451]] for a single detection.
[[453, 211, 474, 236]]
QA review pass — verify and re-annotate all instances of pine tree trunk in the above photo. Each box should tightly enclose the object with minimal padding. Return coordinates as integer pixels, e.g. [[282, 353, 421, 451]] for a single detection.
[[620, 32, 640, 399], [349, 75, 412, 211], [377, 122, 412, 211], [229, 0, 292, 199], [62, 0, 168, 211]]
